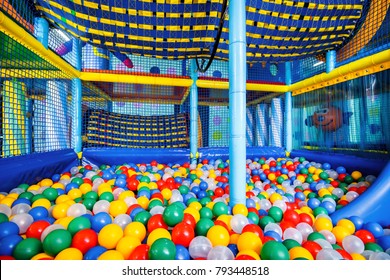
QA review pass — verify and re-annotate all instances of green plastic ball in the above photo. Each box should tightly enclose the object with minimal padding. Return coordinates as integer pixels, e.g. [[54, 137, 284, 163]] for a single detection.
[[84, 191, 98, 201], [82, 198, 96, 211], [71, 177, 84, 186], [13, 238, 43, 260], [149, 238, 176, 260], [148, 199, 163, 210], [162, 204, 184, 227], [199, 207, 213, 219], [313, 206, 328, 217], [67, 216, 91, 236], [247, 212, 259, 225], [99, 192, 114, 202], [259, 216, 275, 229], [365, 242, 384, 252], [260, 240, 290, 260], [178, 185, 189, 195], [134, 211, 152, 226], [268, 206, 283, 222], [283, 239, 301, 250], [307, 232, 326, 241], [18, 192, 34, 200], [212, 202, 229, 217], [42, 188, 58, 201], [195, 218, 214, 236], [42, 229, 72, 256], [0, 213, 9, 223]]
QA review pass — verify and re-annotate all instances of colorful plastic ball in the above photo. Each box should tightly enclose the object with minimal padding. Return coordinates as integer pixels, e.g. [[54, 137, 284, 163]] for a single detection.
[[109, 200, 128, 217], [67, 203, 87, 217], [260, 240, 289, 260], [207, 246, 235, 260], [124, 221, 147, 242], [175, 244, 191, 260], [283, 239, 301, 250], [302, 241, 322, 259], [314, 217, 333, 232], [267, 206, 283, 223], [84, 246, 107, 260], [337, 219, 356, 235], [113, 214, 132, 230], [116, 236, 141, 259], [195, 218, 214, 236], [162, 204, 184, 227], [259, 216, 275, 229], [0, 221, 20, 239], [98, 249, 124, 260], [40, 224, 65, 242], [67, 216, 91, 236], [149, 238, 176, 260], [28, 206, 49, 221], [236, 249, 260, 260], [147, 214, 168, 232], [55, 247, 83, 260], [91, 212, 112, 233], [283, 228, 303, 244], [128, 244, 150, 260], [43, 229, 72, 256], [377, 235, 390, 251], [172, 222, 195, 247], [26, 220, 50, 240], [363, 222, 384, 238], [348, 216, 364, 231], [0, 234, 23, 256], [199, 207, 213, 219], [12, 237, 42, 260], [71, 229, 98, 254], [147, 228, 171, 246], [188, 236, 213, 259], [207, 225, 230, 247], [364, 242, 384, 252], [316, 248, 343, 260], [11, 213, 34, 234], [237, 232, 263, 254], [230, 214, 249, 234], [331, 226, 351, 244], [289, 246, 314, 260], [98, 224, 123, 249], [342, 235, 364, 254]]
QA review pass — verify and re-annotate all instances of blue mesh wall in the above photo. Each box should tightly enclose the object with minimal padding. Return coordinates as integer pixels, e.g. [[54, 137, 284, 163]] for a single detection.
[[291, 56, 327, 83], [292, 69, 390, 159]]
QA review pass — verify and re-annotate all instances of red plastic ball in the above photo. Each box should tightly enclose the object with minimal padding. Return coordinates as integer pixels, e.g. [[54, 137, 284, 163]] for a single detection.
[[235, 254, 256, 260], [71, 229, 98, 254], [147, 214, 168, 232], [242, 224, 264, 241], [302, 241, 322, 259], [26, 220, 51, 240], [355, 229, 375, 244], [299, 213, 313, 226], [182, 213, 196, 229], [128, 244, 150, 260], [283, 210, 300, 225], [214, 188, 225, 197], [171, 222, 195, 247]]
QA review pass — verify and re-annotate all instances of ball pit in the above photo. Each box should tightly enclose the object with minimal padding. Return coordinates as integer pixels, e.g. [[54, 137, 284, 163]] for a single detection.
[[0, 156, 389, 260]]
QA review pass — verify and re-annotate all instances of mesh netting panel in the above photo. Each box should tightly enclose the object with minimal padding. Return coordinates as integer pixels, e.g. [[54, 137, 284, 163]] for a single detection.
[[337, 1, 390, 65], [48, 27, 79, 68], [0, 0, 35, 33], [0, 31, 73, 157], [292, 69, 390, 159], [291, 56, 327, 83]]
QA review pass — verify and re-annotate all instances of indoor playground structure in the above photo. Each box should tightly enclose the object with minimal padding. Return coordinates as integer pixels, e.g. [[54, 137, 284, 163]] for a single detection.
[[1, 0, 390, 261]]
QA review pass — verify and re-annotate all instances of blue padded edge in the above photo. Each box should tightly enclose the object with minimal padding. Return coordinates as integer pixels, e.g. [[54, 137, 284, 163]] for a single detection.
[[82, 148, 191, 166], [199, 147, 286, 161], [290, 149, 388, 176], [0, 149, 78, 192]]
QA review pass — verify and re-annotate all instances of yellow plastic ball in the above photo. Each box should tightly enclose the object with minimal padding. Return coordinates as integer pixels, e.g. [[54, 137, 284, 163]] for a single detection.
[[230, 233, 240, 245], [98, 250, 124, 260], [118, 190, 135, 200], [216, 214, 233, 231], [236, 249, 260, 260], [289, 247, 314, 260], [98, 224, 124, 249], [147, 228, 171, 246], [351, 171, 362, 181], [350, 253, 366, 260], [161, 189, 172, 200], [109, 200, 128, 217], [54, 216, 74, 229], [27, 185, 40, 192], [31, 198, 51, 210], [79, 183, 92, 194], [60, 174, 70, 180], [68, 189, 83, 200], [332, 225, 351, 244], [300, 206, 313, 214], [183, 207, 200, 223], [52, 203, 70, 219], [269, 193, 283, 204], [40, 179, 53, 187], [308, 166, 316, 174], [54, 248, 83, 260], [52, 182, 65, 190], [336, 219, 356, 235], [314, 217, 333, 232], [31, 253, 54, 260], [268, 173, 276, 181], [137, 196, 149, 209], [124, 221, 146, 242], [260, 191, 269, 200], [206, 225, 230, 247], [296, 175, 306, 183], [205, 201, 215, 210], [237, 232, 263, 254], [148, 182, 158, 190], [97, 184, 112, 196], [262, 164, 270, 170], [233, 204, 249, 216], [188, 201, 202, 211], [116, 236, 141, 259], [55, 194, 71, 204]]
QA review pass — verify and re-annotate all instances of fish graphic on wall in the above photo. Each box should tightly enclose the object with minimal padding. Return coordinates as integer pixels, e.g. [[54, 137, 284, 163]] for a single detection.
[[305, 107, 353, 132]]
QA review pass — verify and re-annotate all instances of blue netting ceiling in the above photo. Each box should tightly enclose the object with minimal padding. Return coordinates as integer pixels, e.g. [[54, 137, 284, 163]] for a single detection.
[[33, 0, 369, 63]]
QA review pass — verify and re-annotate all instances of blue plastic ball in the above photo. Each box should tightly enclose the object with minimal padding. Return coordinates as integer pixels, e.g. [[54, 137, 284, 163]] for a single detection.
[[322, 163, 331, 170], [84, 246, 107, 260], [199, 182, 208, 191], [336, 166, 346, 174], [294, 192, 306, 201], [363, 222, 384, 238], [349, 216, 364, 231], [0, 234, 23, 256], [0, 222, 20, 239], [65, 182, 79, 193], [307, 198, 321, 209], [175, 245, 190, 260], [264, 230, 282, 242], [377, 235, 390, 251], [11, 198, 31, 207], [28, 206, 49, 221], [91, 212, 112, 233], [320, 201, 336, 214], [227, 244, 238, 256]]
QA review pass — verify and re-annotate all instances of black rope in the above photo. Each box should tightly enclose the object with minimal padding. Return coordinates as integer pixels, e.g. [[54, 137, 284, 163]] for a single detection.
[[195, 0, 228, 73]]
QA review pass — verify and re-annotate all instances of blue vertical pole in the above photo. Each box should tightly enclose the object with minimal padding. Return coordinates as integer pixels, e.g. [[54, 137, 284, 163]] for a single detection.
[[326, 50, 336, 73], [26, 99, 33, 154], [190, 60, 199, 164], [107, 101, 113, 112], [285, 61, 293, 152], [72, 39, 82, 153], [229, 0, 247, 207], [34, 17, 49, 49]]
